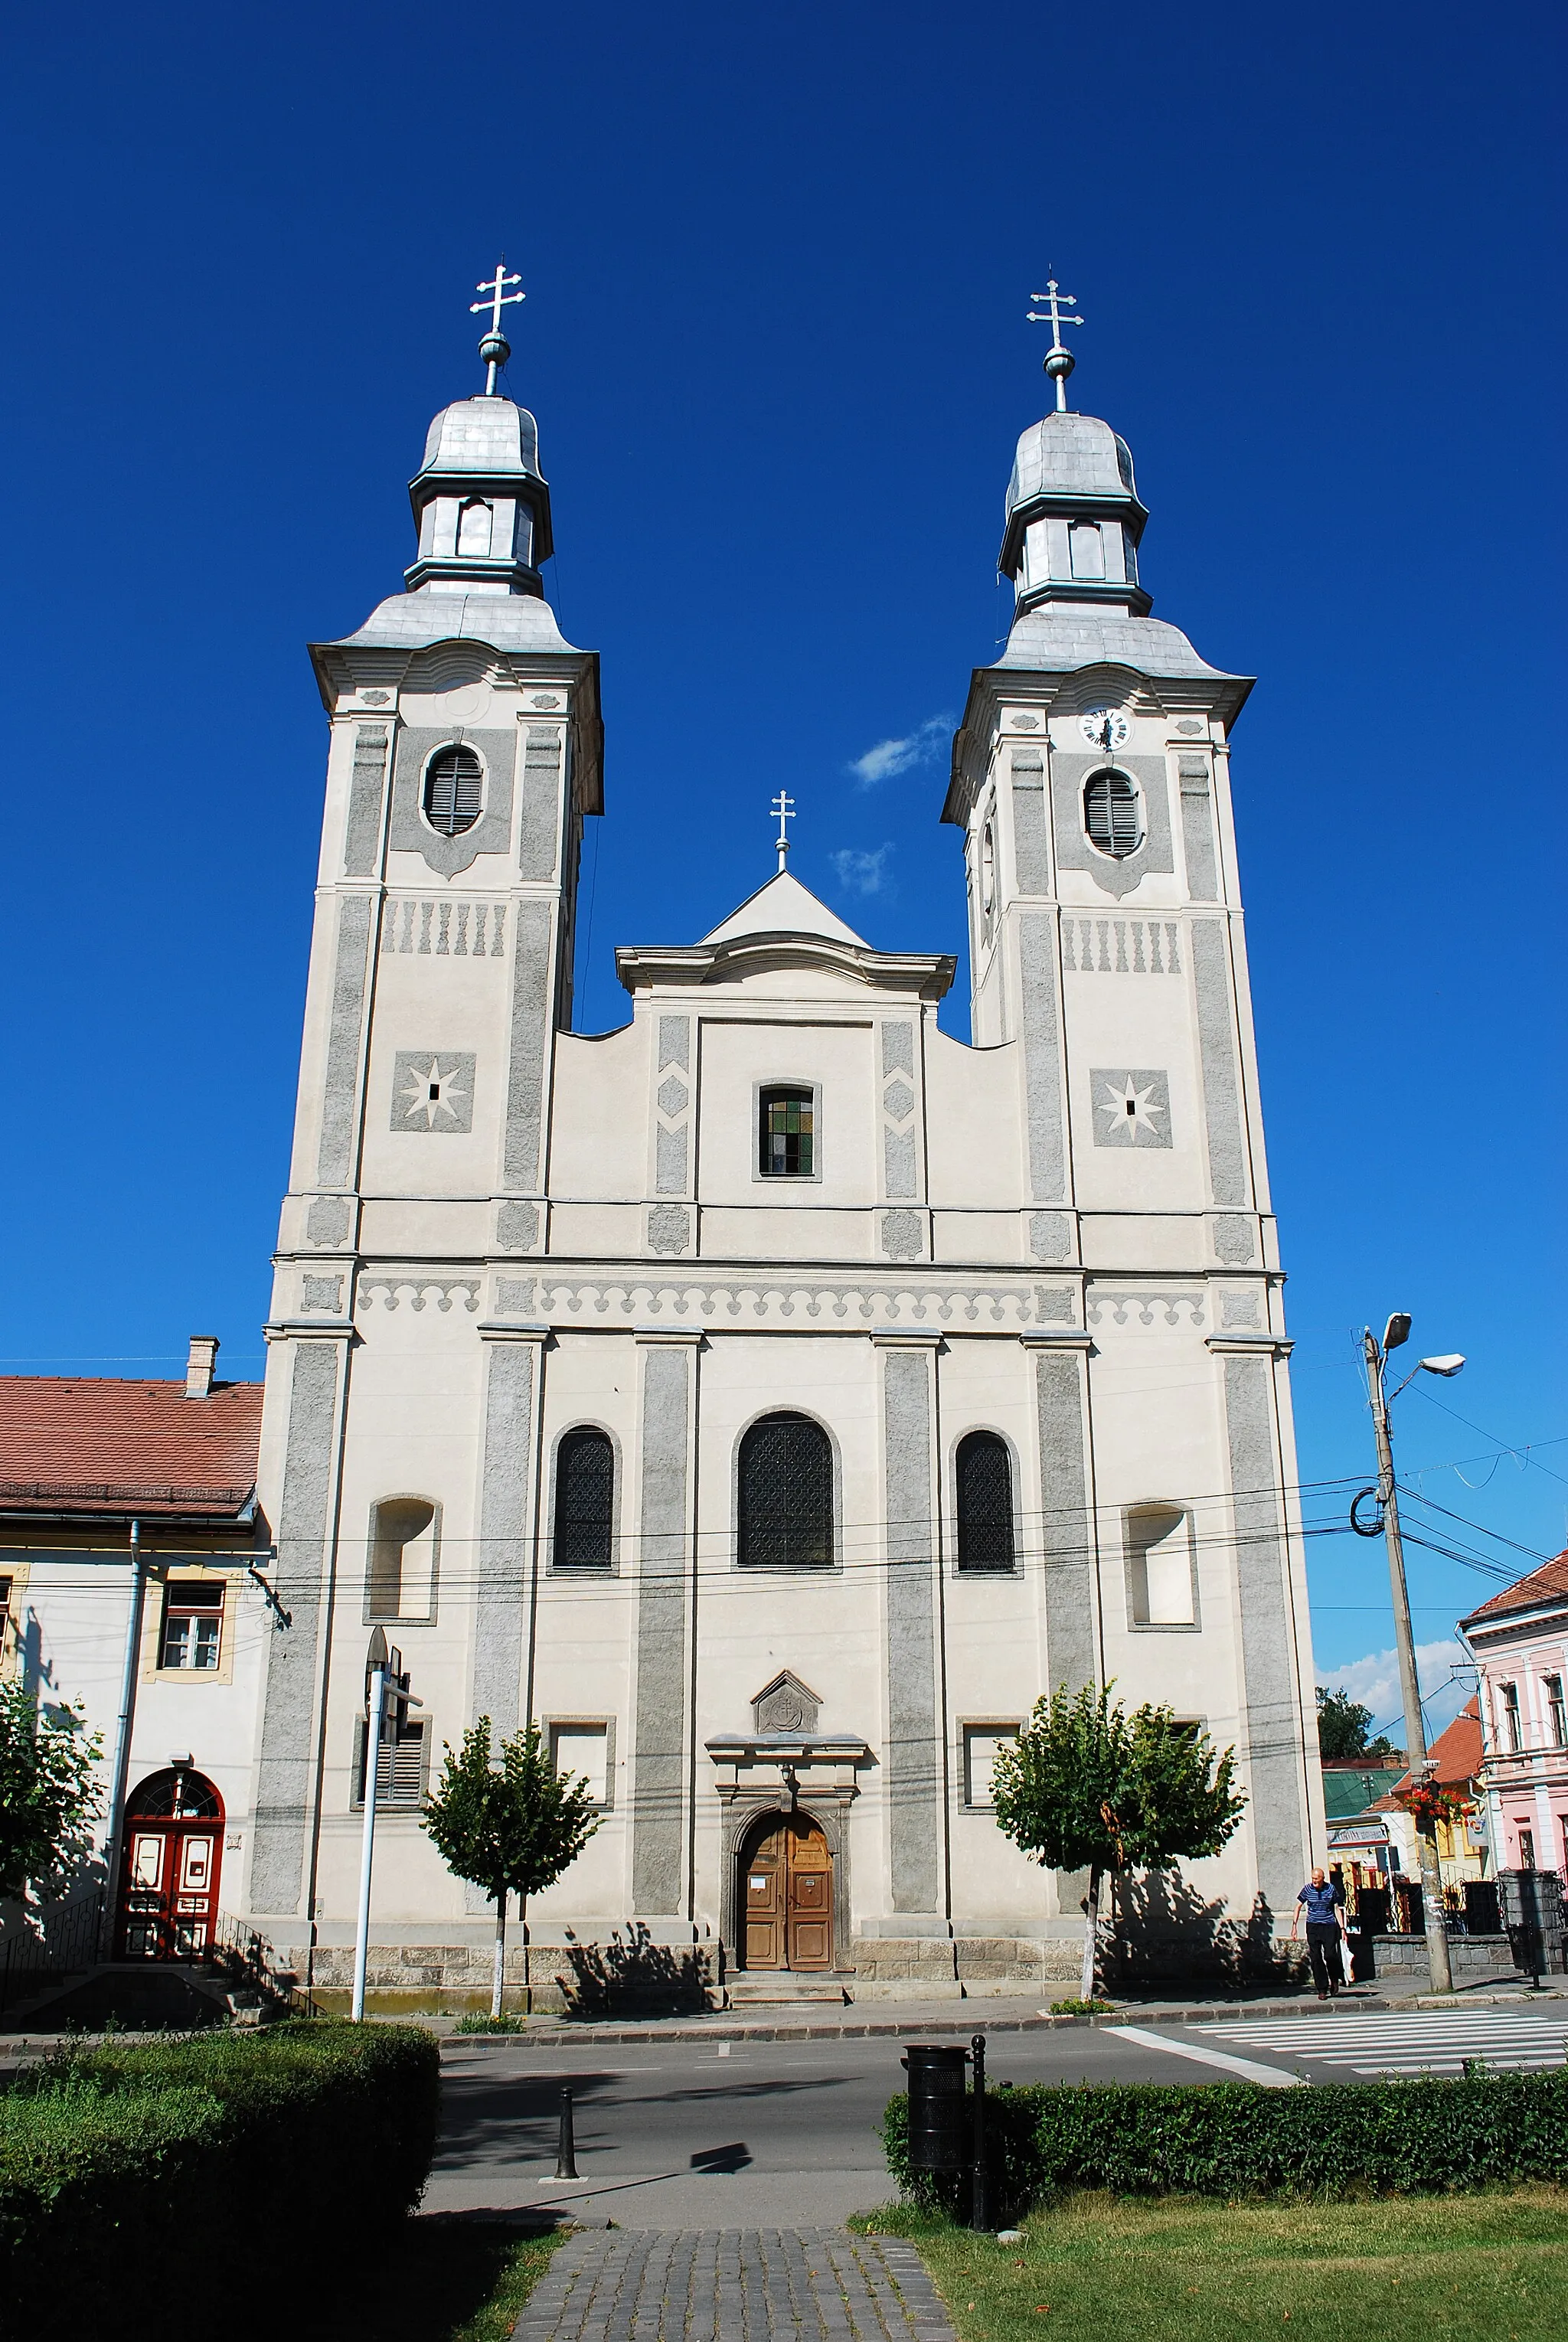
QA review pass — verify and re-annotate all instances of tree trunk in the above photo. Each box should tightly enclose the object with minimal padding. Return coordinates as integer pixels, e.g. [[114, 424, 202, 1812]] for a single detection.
[[491, 1888, 507, 2020], [1080, 1863, 1102, 2002], [521, 1894, 531, 2017]]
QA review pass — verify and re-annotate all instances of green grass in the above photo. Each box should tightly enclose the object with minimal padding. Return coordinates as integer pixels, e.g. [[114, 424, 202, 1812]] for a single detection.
[[856, 2188, 1568, 2341], [285, 2220, 567, 2342]]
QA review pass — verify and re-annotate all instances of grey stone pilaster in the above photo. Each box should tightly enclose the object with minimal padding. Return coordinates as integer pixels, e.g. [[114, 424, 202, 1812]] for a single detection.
[[1221, 1354, 1308, 1917], [315, 894, 373, 1189], [503, 900, 555, 1191], [342, 726, 389, 877], [880, 1339, 941, 1914], [471, 1333, 543, 1736], [1191, 920, 1249, 1207], [1010, 746, 1051, 895], [1178, 759, 1219, 901], [1031, 1344, 1096, 1693], [1017, 913, 1067, 1201], [250, 1337, 345, 1916], [631, 1336, 697, 1914]]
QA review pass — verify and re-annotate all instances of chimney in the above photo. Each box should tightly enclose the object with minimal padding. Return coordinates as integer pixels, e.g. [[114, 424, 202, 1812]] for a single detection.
[[185, 1336, 220, 1400]]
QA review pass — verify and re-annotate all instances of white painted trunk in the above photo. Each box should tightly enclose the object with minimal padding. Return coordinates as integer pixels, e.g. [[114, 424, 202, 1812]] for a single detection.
[[492, 1890, 507, 2020], [1080, 1865, 1102, 2002]]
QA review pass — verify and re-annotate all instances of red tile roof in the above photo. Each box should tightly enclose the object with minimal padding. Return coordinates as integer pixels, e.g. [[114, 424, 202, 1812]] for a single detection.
[[1370, 1698, 1485, 1808], [0, 1375, 263, 1521], [1461, 1551, 1568, 1629]]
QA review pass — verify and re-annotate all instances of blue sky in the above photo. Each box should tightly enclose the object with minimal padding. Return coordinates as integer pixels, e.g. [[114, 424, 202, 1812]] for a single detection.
[[2, 1, 1563, 1727]]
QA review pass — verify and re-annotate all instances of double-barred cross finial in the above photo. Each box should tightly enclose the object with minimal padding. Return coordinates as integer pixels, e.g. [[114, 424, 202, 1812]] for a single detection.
[[1025, 277, 1085, 412]]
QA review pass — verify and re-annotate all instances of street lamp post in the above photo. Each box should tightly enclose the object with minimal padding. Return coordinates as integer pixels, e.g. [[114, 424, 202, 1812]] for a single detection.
[[1361, 1315, 1466, 1996]]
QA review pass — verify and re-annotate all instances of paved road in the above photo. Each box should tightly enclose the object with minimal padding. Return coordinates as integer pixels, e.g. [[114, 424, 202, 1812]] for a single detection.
[[422, 2004, 1565, 2220], [426, 2007, 1568, 2228]]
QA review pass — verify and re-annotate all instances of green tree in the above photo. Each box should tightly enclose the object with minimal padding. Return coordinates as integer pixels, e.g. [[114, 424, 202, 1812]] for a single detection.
[[991, 1682, 1246, 2000], [422, 1717, 599, 2017], [1315, 1685, 1393, 1761], [0, 1679, 104, 1903]]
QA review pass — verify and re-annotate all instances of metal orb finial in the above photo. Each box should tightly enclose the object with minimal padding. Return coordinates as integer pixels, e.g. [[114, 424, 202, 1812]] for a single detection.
[[1025, 278, 1086, 413], [470, 263, 525, 395]]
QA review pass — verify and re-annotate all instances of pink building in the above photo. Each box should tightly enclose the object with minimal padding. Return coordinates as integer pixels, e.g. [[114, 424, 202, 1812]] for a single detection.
[[1462, 1553, 1568, 1878]]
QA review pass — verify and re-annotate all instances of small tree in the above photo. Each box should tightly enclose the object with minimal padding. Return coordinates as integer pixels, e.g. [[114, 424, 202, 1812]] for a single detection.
[[0, 1680, 104, 1904], [991, 1682, 1246, 1999], [422, 1717, 599, 2017], [1315, 1685, 1393, 1762]]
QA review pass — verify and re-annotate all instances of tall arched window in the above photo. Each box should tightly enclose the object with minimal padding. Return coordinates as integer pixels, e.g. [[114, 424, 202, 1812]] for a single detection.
[[1083, 769, 1142, 857], [955, 1432, 1014, 1573], [737, 1412, 833, 1569], [423, 746, 484, 837], [554, 1429, 615, 1569]]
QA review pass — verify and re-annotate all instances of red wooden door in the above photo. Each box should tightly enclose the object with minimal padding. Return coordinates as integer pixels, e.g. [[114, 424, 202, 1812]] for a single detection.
[[116, 1769, 224, 1960]]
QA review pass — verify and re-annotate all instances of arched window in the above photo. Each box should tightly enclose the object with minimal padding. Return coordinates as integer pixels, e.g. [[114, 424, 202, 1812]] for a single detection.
[[738, 1412, 833, 1569], [368, 1498, 437, 1620], [955, 1432, 1014, 1573], [457, 498, 494, 557], [1083, 769, 1142, 858], [554, 1429, 615, 1569], [423, 746, 484, 837], [759, 1086, 815, 1178]]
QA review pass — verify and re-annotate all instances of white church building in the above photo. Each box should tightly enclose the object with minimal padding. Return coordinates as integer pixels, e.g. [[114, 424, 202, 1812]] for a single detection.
[[227, 296, 1325, 2005]]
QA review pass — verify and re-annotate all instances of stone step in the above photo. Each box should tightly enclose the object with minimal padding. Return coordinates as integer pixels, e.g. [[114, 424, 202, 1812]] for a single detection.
[[726, 1975, 850, 2007]]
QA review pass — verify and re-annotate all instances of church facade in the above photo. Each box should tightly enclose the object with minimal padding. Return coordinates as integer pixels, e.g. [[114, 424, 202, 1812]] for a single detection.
[[244, 340, 1323, 2001]]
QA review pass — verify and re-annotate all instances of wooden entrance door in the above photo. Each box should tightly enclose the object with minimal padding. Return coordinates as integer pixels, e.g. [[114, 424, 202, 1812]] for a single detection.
[[740, 1814, 833, 1971], [116, 1769, 224, 1960]]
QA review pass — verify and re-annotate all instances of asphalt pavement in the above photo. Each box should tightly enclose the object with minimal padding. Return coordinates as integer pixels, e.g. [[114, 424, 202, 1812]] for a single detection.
[[424, 2006, 1568, 2229]]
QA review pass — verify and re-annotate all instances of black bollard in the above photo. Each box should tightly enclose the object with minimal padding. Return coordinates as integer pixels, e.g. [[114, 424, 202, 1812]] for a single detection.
[[970, 2033, 989, 2232], [555, 2085, 579, 2180]]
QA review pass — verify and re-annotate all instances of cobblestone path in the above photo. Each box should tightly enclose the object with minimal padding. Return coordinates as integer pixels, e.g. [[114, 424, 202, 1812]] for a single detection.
[[514, 2227, 957, 2341]]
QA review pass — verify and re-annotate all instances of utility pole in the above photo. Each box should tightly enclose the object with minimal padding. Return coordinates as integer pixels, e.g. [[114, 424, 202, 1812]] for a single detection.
[[351, 1657, 387, 2024], [1363, 1318, 1453, 1994], [100, 1517, 149, 1959]]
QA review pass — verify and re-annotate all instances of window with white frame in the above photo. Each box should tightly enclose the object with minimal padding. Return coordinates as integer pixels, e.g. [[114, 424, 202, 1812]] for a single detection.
[[1547, 1674, 1567, 1748], [962, 1723, 1018, 1809], [1500, 1681, 1522, 1752], [159, 1578, 224, 1671]]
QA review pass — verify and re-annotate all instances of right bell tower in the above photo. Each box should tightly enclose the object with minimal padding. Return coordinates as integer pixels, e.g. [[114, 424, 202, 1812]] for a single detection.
[[943, 292, 1321, 1920]]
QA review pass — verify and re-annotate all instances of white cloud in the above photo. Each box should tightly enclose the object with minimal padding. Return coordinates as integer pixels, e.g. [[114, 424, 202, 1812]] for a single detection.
[[1318, 1639, 1475, 1743], [830, 844, 894, 897], [848, 714, 951, 786]]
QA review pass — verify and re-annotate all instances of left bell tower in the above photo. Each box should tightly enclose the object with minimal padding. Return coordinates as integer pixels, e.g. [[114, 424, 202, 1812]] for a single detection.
[[245, 279, 602, 1935]]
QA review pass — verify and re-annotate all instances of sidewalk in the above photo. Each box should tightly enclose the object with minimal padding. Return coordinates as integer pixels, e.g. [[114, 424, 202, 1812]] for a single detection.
[[422, 1976, 1566, 2050], [513, 2228, 956, 2342]]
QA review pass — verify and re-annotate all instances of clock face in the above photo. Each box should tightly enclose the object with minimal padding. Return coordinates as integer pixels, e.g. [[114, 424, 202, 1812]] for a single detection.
[[1080, 707, 1131, 753]]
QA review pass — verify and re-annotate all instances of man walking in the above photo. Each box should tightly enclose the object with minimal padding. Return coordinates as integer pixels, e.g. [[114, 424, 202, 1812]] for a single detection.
[[1292, 1867, 1347, 1999]]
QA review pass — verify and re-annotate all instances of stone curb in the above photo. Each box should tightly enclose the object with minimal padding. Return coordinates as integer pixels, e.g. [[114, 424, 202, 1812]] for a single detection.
[[429, 1984, 1565, 2049]]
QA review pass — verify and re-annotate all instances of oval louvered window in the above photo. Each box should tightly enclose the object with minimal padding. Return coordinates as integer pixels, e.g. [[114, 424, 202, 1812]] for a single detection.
[[554, 1429, 615, 1569], [738, 1412, 834, 1569], [423, 746, 484, 837], [1083, 769, 1142, 858], [956, 1431, 1015, 1573]]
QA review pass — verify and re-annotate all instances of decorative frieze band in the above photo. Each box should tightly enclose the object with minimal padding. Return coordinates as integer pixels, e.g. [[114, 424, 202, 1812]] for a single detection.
[[1063, 918, 1183, 975], [490, 1274, 1067, 1331], [381, 897, 508, 958]]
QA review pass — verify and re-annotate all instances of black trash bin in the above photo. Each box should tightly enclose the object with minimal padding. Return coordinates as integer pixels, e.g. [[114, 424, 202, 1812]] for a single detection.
[[901, 2044, 971, 2171]]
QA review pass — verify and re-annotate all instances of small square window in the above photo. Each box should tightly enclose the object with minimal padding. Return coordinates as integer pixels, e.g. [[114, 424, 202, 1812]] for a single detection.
[[759, 1087, 814, 1178], [353, 1714, 427, 1808], [160, 1579, 224, 1671]]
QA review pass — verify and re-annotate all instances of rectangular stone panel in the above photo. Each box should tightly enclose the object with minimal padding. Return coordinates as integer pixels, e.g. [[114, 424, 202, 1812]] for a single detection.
[[631, 1344, 691, 1914], [883, 1346, 939, 1912]]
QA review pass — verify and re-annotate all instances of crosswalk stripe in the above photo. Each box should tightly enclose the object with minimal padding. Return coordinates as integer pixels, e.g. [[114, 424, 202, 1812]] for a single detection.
[[1190, 2011, 1568, 2077]]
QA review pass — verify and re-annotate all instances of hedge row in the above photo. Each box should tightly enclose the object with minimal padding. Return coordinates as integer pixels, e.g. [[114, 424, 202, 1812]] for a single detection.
[[0, 2020, 441, 2331], [883, 2071, 1568, 2217]]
